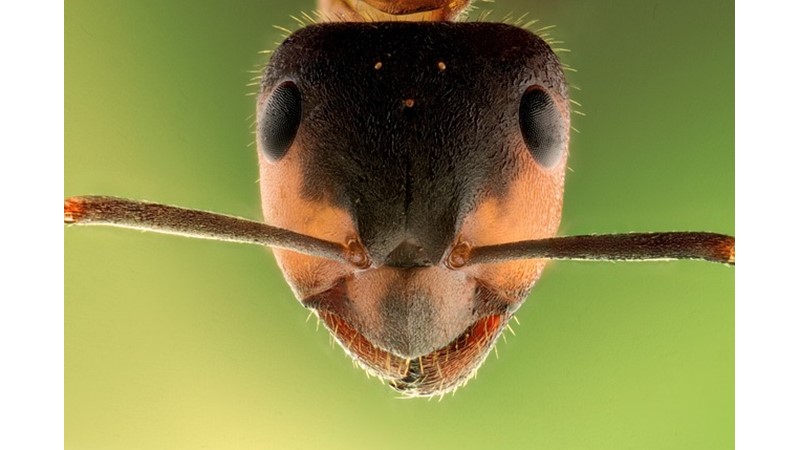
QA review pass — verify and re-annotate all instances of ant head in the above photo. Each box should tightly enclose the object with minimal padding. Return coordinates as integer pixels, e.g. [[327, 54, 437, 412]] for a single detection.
[[257, 22, 569, 396]]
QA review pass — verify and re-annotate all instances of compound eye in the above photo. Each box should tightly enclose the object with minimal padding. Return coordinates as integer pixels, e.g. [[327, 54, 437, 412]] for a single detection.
[[519, 86, 567, 168], [259, 81, 301, 163]]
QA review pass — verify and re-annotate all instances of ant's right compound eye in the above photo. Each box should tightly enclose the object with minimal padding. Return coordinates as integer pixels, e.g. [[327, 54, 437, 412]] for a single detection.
[[519, 86, 568, 169], [259, 81, 302, 163]]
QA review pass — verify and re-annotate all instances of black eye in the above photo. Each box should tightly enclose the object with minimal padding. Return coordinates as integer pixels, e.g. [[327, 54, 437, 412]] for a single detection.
[[519, 87, 567, 168], [259, 81, 302, 163]]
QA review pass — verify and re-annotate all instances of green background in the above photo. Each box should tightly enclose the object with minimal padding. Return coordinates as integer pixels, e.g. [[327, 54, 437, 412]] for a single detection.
[[65, 1, 734, 449]]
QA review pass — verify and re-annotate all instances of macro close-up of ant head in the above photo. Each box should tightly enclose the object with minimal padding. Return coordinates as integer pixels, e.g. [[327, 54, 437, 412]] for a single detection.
[[257, 21, 572, 395], [252, 15, 733, 395], [65, 0, 732, 398]]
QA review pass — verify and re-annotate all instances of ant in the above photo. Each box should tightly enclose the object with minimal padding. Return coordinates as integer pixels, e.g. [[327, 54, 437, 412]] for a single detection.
[[65, 0, 734, 398]]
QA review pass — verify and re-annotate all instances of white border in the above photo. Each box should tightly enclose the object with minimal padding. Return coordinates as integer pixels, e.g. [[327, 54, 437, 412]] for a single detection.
[[736, 0, 799, 448], [0, 1, 64, 449]]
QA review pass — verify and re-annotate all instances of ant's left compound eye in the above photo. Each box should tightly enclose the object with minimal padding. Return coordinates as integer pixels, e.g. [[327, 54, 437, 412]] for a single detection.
[[519, 86, 567, 168], [259, 81, 302, 163]]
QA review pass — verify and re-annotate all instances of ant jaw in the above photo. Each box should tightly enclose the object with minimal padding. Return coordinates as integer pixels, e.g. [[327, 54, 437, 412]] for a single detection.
[[302, 267, 518, 397], [318, 308, 506, 397]]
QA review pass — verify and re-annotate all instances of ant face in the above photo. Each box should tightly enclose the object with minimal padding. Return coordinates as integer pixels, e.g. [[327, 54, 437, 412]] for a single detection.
[[258, 22, 570, 395], [65, 2, 733, 446]]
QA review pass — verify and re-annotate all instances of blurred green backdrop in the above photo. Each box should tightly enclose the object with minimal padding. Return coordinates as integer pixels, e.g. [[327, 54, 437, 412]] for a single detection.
[[65, 1, 734, 449]]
